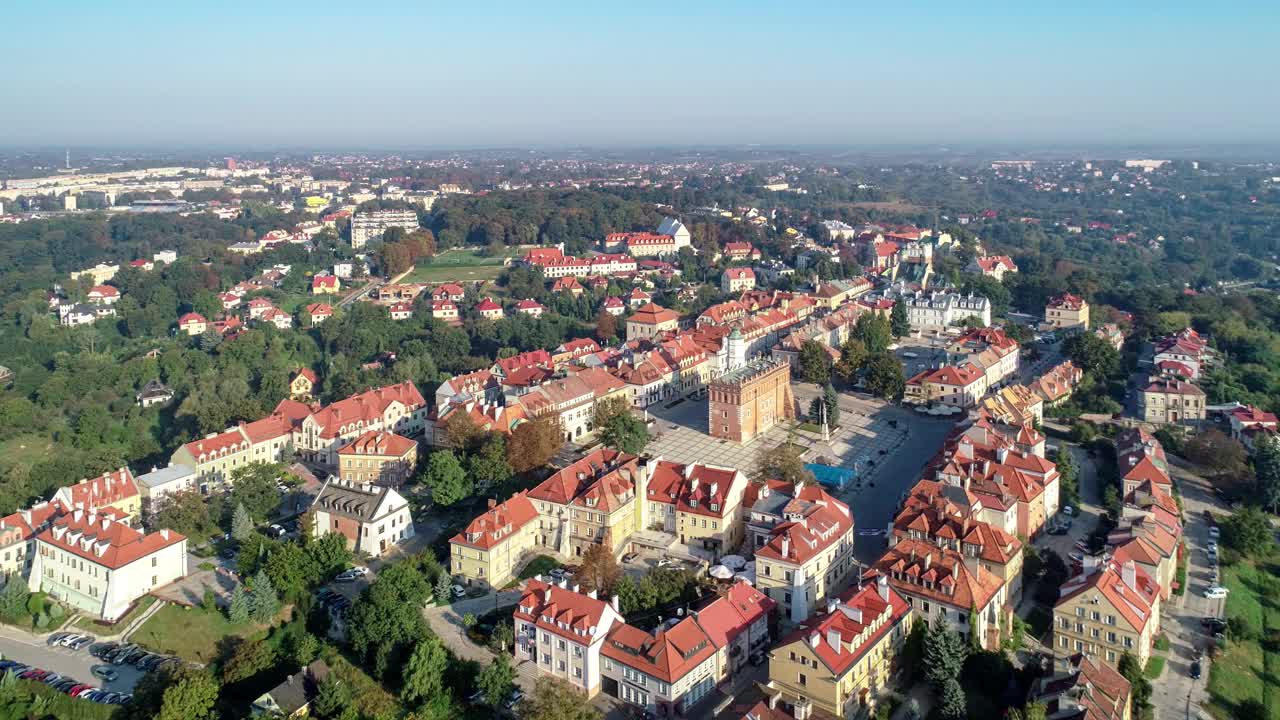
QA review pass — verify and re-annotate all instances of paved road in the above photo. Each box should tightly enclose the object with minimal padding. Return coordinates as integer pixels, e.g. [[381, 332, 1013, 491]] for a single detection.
[[0, 627, 143, 693], [1151, 461, 1219, 720]]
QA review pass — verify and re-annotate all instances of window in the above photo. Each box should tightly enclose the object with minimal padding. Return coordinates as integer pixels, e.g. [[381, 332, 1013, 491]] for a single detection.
[[798, 673, 807, 686], [558, 640, 566, 650]]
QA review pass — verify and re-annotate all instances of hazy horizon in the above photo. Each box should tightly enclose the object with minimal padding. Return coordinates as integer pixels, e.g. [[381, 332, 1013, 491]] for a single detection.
[[7, 1, 1279, 148]]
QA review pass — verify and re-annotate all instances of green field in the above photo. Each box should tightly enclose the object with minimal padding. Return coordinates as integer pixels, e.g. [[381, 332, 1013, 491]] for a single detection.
[[131, 603, 267, 663], [402, 248, 515, 284], [0, 433, 55, 473], [1206, 557, 1280, 720]]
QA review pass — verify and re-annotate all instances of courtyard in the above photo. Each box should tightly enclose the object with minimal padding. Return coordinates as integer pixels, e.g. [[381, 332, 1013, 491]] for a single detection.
[[643, 383, 957, 565]]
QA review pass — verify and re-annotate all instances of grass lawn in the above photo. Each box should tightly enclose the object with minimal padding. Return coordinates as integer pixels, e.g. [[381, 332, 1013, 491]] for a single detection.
[[402, 248, 513, 284], [1206, 557, 1280, 720], [1144, 655, 1166, 679], [73, 595, 156, 634], [132, 603, 266, 663], [518, 555, 560, 580], [0, 433, 55, 473]]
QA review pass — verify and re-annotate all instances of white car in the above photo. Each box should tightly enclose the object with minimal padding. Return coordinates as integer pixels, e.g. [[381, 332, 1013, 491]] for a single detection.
[[1208, 526, 1220, 540], [1061, 506, 1075, 517], [1204, 586, 1229, 599], [451, 584, 466, 599]]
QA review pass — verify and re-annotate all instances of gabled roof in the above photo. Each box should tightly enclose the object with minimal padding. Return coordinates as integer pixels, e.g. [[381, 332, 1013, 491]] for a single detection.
[[754, 484, 854, 566], [603, 616, 715, 683], [776, 580, 909, 678], [516, 579, 618, 645], [39, 508, 184, 569], [452, 492, 539, 550], [1056, 560, 1159, 633]]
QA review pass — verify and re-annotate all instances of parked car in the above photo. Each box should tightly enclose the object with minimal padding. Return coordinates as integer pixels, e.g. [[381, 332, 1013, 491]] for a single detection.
[[1061, 506, 1075, 517], [503, 689, 525, 710], [266, 524, 287, 539], [452, 584, 466, 599], [621, 552, 638, 564], [1204, 586, 1229, 599], [335, 569, 360, 583], [46, 632, 72, 646], [1190, 660, 1202, 679], [91, 666, 118, 682], [67, 636, 93, 651], [1048, 525, 1070, 536]]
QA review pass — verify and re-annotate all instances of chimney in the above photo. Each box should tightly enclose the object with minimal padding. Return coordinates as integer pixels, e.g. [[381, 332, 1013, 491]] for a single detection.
[[794, 699, 813, 720], [160, 529, 169, 540], [826, 598, 838, 615], [781, 537, 791, 559], [488, 498, 497, 510], [543, 587, 553, 604], [826, 629, 842, 653], [997, 448, 1008, 464], [1121, 560, 1137, 591], [611, 595, 620, 612], [588, 590, 598, 600], [572, 583, 580, 594]]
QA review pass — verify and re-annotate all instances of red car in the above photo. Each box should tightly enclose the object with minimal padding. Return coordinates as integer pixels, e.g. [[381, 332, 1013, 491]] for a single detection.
[[19, 670, 47, 681], [70, 685, 95, 698]]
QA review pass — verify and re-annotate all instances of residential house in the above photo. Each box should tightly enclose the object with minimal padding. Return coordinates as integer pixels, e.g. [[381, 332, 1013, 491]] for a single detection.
[[722, 267, 757, 294], [513, 578, 625, 696], [135, 379, 174, 408], [87, 285, 120, 305], [475, 297, 505, 320], [29, 508, 186, 621], [337, 430, 418, 486], [968, 255, 1018, 280], [308, 478, 414, 556], [1029, 653, 1132, 720], [641, 461, 748, 559], [870, 538, 1006, 649], [178, 312, 207, 336], [751, 481, 857, 625], [450, 493, 541, 590], [1030, 361, 1083, 407], [1138, 378, 1205, 425], [945, 327, 1020, 388], [764, 577, 912, 719], [290, 368, 318, 400], [516, 299, 545, 317], [1228, 404, 1278, 450], [627, 303, 681, 341], [251, 661, 331, 718], [305, 303, 334, 324], [904, 363, 988, 408], [53, 468, 142, 525], [1053, 559, 1161, 668], [312, 275, 340, 295], [134, 464, 197, 511], [1045, 294, 1090, 331]]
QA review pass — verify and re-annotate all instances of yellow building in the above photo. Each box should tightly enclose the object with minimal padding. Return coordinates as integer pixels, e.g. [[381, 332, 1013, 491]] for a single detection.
[[638, 460, 748, 559], [750, 481, 858, 625], [1054, 559, 1162, 668], [290, 368, 317, 400], [52, 468, 142, 525], [626, 302, 680, 341], [1045, 293, 1090, 330], [337, 430, 418, 486], [765, 577, 913, 719], [450, 492, 540, 590]]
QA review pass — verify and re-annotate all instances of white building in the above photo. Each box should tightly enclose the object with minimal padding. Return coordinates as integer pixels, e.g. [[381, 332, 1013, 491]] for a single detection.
[[309, 479, 414, 557], [901, 291, 991, 330], [135, 464, 198, 510], [350, 209, 419, 249], [514, 578, 624, 697], [29, 509, 186, 621], [657, 217, 692, 250]]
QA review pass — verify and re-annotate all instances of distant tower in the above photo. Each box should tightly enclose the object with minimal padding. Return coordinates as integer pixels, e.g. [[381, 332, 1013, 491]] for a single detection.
[[65, 149, 70, 169], [226, 157, 237, 171], [726, 326, 746, 371]]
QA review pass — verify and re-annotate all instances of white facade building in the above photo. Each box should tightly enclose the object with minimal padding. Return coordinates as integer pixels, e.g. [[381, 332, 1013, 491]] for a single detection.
[[350, 209, 419, 249]]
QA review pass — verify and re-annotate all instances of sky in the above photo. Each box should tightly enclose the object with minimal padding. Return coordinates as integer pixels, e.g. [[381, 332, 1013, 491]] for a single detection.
[[4, 0, 1278, 149]]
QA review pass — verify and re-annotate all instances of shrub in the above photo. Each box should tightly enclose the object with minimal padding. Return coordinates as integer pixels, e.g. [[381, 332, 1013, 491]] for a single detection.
[[48, 604, 63, 620]]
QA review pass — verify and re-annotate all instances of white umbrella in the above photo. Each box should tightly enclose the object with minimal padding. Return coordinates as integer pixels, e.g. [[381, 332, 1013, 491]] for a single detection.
[[709, 565, 734, 580], [720, 555, 747, 570]]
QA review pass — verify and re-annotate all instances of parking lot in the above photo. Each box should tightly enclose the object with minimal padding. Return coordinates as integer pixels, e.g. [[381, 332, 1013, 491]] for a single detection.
[[0, 630, 152, 705]]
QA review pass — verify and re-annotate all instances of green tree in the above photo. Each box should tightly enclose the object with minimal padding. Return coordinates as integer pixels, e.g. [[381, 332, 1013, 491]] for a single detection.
[[401, 635, 449, 706], [477, 654, 516, 706], [0, 578, 30, 622], [248, 569, 280, 623], [853, 313, 892, 354], [834, 337, 867, 385], [1055, 449, 1080, 507], [599, 411, 649, 455], [923, 621, 968, 691], [1222, 505, 1275, 558], [968, 605, 981, 650], [1062, 332, 1119, 378], [433, 573, 452, 605], [523, 676, 602, 720], [798, 340, 833, 383], [133, 666, 220, 720], [227, 584, 250, 623], [221, 638, 276, 683], [231, 503, 254, 542], [306, 530, 353, 580], [290, 632, 320, 667], [1117, 651, 1152, 716], [577, 542, 621, 596], [890, 299, 911, 337], [348, 560, 431, 679], [424, 450, 471, 506], [937, 677, 966, 720], [467, 434, 513, 492], [1008, 701, 1048, 720], [313, 678, 352, 720], [230, 462, 284, 522], [823, 382, 840, 425], [863, 352, 905, 400], [1255, 434, 1280, 513], [752, 440, 816, 485]]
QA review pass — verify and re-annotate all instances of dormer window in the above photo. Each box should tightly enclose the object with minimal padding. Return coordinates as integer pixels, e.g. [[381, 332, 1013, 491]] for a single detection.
[[710, 503, 720, 512]]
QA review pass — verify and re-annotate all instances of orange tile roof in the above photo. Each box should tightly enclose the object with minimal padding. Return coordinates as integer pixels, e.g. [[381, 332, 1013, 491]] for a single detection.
[[65, 468, 139, 509], [528, 449, 639, 509], [603, 616, 716, 683], [871, 538, 1003, 613], [516, 578, 617, 644], [777, 580, 910, 678], [39, 509, 184, 569], [1056, 560, 1159, 633], [337, 430, 417, 458], [754, 485, 854, 566], [452, 492, 539, 550]]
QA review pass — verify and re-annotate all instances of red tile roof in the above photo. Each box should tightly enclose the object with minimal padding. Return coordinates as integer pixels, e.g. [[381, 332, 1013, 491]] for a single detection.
[[337, 430, 416, 458], [452, 492, 539, 550], [39, 509, 184, 570], [603, 616, 716, 683], [777, 580, 909, 678], [516, 578, 617, 644]]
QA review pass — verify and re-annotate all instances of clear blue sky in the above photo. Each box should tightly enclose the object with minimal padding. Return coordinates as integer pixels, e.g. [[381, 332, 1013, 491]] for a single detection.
[[5, 0, 1277, 148]]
